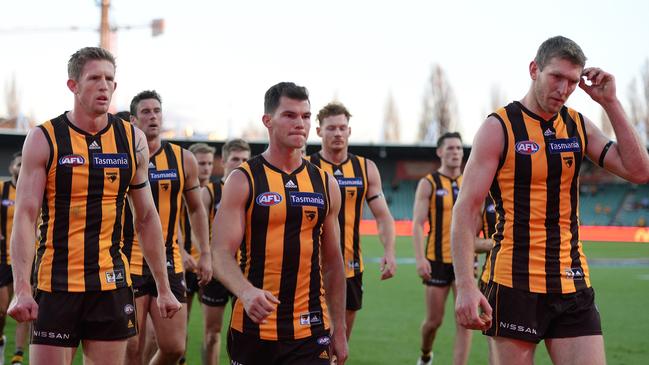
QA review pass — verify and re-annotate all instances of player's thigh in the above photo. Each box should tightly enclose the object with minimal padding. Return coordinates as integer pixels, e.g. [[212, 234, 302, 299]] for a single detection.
[[203, 304, 226, 333], [424, 284, 451, 321], [545, 335, 605, 365], [29, 344, 73, 365], [492, 336, 536, 365], [150, 300, 187, 351], [81, 339, 128, 365]]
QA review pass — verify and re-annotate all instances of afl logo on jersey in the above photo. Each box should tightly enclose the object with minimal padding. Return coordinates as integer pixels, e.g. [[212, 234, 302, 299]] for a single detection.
[[256, 192, 282, 206], [59, 154, 86, 167], [515, 141, 540, 155]]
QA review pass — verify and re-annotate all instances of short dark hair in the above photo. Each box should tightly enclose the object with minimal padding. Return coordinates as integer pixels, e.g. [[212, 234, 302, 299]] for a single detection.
[[316, 102, 352, 126], [222, 138, 251, 161], [534, 36, 587, 71], [130, 90, 162, 116], [264, 82, 309, 114], [68, 47, 116, 81], [11, 151, 21, 160], [114, 111, 130, 121], [437, 132, 462, 148]]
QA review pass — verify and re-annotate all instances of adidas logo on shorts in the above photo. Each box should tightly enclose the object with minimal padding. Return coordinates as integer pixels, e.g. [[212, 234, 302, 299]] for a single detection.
[[319, 351, 329, 359]]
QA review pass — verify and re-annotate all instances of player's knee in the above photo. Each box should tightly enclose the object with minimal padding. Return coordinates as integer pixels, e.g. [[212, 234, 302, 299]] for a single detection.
[[159, 340, 185, 360], [204, 331, 221, 347], [423, 316, 443, 331]]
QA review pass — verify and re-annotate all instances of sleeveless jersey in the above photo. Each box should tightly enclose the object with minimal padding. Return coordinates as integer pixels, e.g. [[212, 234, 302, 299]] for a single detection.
[[124, 141, 185, 275], [35, 113, 136, 292], [424, 172, 462, 263], [0, 181, 16, 265], [230, 156, 331, 341], [484, 101, 589, 294], [307, 153, 367, 278]]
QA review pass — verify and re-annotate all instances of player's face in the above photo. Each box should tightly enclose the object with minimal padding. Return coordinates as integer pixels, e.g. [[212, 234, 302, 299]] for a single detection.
[[437, 137, 463, 169], [70, 60, 116, 116], [317, 114, 350, 153], [132, 98, 163, 140], [532, 57, 582, 116], [9, 156, 21, 181], [264, 97, 311, 150], [194, 152, 214, 183], [223, 149, 250, 177]]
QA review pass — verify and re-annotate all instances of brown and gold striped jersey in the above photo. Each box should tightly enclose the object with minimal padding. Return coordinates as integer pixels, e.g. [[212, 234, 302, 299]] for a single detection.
[[0, 181, 16, 265], [230, 156, 331, 341], [307, 153, 367, 278], [479, 196, 497, 284], [124, 141, 185, 275], [35, 113, 136, 292], [484, 101, 590, 294], [424, 172, 462, 263], [180, 180, 222, 262]]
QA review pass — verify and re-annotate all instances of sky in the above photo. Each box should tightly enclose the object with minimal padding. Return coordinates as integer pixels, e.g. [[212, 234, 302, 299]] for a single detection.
[[1, 0, 648, 144]]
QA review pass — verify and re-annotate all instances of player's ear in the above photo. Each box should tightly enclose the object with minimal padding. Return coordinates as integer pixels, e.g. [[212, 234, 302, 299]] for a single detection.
[[316, 126, 322, 137], [262, 114, 272, 128], [67, 79, 78, 94], [529, 61, 539, 81]]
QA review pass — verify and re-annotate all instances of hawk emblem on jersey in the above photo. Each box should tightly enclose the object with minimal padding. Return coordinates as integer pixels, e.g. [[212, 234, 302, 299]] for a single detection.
[[59, 154, 86, 167], [563, 156, 574, 167], [161, 183, 170, 191], [305, 210, 316, 221], [106, 172, 118, 183], [515, 141, 540, 155], [256, 192, 282, 206], [347, 190, 355, 197]]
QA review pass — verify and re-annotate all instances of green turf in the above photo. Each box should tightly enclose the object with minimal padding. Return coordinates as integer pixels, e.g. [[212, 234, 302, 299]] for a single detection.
[[2, 238, 648, 364]]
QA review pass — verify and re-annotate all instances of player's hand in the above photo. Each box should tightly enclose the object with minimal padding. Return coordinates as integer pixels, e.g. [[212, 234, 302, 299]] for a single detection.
[[379, 252, 397, 280], [579, 67, 617, 106], [8, 292, 39, 322], [331, 329, 349, 365], [196, 253, 213, 286], [181, 249, 198, 273], [455, 283, 492, 331], [156, 291, 182, 319], [240, 286, 279, 324], [415, 257, 432, 282]]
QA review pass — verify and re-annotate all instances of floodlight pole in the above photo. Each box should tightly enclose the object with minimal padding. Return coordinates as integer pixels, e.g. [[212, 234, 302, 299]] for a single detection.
[[99, 0, 111, 51]]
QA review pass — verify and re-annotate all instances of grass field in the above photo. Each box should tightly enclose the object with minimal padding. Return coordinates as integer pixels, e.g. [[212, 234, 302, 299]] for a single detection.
[[3, 237, 648, 364]]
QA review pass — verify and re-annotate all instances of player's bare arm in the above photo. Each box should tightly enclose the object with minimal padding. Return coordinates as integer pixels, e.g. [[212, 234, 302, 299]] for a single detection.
[[212, 170, 279, 324], [320, 174, 348, 365], [579, 68, 649, 183], [412, 178, 433, 282], [128, 128, 181, 319], [7, 127, 48, 322], [182, 150, 212, 286], [365, 159, 396, 280], [451, 116, 503, 331]]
